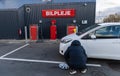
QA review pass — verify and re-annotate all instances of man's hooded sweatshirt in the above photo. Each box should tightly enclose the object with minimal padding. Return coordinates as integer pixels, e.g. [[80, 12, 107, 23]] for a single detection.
[[64, 40, 87, 69]]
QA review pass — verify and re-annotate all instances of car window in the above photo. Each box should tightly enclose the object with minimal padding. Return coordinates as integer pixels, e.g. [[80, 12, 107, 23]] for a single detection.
[[95, 25, 120, 39], [76, 24, 100, 36]]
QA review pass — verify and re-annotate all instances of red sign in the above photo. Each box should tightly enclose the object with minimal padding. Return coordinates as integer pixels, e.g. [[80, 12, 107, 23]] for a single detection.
[[42, 9, 75, 18]]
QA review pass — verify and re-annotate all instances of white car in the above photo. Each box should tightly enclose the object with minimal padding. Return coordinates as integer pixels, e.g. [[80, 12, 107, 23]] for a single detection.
[[59, 23, 120, 60]]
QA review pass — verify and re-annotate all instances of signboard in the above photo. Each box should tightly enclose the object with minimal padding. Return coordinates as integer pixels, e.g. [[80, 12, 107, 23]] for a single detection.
[[42, 9, 75, 18]]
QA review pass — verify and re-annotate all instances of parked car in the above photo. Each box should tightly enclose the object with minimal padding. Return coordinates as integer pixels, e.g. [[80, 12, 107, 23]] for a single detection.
[[59, 23, 120, 60]]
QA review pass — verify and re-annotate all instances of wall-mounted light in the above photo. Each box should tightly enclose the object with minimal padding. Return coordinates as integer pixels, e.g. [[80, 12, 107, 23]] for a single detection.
[[39, 20, 42, 24], [83, 3, 87, 6], [73, 20, 77, 23]]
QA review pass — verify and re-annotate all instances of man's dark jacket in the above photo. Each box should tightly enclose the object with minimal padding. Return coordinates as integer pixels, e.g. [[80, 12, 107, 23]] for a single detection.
[[64, 40, 87, 69]]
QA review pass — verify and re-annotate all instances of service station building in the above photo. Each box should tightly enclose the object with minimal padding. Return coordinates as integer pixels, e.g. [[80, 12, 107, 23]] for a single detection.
[[0, 0, 96, 39]]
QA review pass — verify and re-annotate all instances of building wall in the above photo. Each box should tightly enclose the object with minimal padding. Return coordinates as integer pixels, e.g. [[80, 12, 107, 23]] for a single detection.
[[0, 10, 19, 39], [18, 6, 25, 39], [0, 7, 25, 39], [24, 2, 96, 39], [0, 1, 95, 39]]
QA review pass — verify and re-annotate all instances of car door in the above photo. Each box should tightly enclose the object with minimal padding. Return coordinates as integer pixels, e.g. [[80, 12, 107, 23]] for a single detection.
[[81, 25, 120, 60]]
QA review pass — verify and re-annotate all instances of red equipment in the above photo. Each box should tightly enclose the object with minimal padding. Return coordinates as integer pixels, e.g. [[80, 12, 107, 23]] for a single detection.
[[30, 24, 38, 40], [50, 20, 57, 40], [67, 25, 77, 35]]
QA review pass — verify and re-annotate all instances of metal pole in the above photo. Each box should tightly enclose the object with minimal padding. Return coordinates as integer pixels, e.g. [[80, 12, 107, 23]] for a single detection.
[[39, 20, 43, 42], [25, 26, 28, 43], [41, 24, 43, 39]]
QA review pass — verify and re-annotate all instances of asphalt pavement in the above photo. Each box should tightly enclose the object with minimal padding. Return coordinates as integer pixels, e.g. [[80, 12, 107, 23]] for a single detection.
[[0, 40, 119, 76]]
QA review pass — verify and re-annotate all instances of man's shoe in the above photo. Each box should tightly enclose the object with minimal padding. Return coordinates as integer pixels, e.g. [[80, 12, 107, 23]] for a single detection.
[[81, 69, 87, 74], [70, 70, 77, 75]]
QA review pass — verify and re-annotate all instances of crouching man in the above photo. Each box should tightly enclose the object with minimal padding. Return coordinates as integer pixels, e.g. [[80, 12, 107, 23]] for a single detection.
[[64, 40, 87, 75]]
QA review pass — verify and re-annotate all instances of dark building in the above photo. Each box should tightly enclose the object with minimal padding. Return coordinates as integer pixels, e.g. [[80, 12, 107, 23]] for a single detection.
[[0, 0, 96, 39]]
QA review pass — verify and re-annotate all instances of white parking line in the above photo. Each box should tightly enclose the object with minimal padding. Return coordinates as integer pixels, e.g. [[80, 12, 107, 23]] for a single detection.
[[0, 57, 101, 67], [0, 44, 29, 58], [0, 57, 64, 64], [86, 64, 101, 67]]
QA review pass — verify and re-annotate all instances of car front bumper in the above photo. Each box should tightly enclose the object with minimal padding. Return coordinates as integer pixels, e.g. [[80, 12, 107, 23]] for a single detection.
[[59, 42, 71, 55]]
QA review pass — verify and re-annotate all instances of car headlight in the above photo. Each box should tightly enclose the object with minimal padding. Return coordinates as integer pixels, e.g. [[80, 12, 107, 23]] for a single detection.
[[61, 38, 72, 43]]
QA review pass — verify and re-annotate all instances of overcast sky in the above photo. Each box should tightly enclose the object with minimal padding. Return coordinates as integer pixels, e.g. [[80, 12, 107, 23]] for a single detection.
[[96, 0, 120, 12]]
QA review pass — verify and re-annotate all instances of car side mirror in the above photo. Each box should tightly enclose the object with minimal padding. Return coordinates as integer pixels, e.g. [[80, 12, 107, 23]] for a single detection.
[[90, 34, 96, 39]]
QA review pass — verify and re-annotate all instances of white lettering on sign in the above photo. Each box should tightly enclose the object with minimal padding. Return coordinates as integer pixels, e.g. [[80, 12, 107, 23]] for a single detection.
[[42, 9, 75, 18], [46, 11, 50, 16], [46, 10, 71, 16]]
